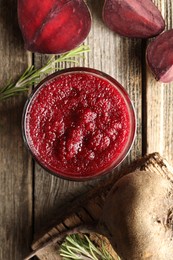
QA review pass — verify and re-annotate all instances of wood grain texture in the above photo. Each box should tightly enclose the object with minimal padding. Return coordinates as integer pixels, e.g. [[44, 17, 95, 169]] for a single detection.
[[1, 0, 173, 259], [33, 0, 143, 239], [0, 0, 32, 259], [145, 1, 173, 163]]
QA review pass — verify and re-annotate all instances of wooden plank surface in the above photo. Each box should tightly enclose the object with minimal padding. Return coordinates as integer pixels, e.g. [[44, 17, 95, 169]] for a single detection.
[[0, 0, 173, 260], [145, 0, 173, 161], [0, 0, 32, 259]]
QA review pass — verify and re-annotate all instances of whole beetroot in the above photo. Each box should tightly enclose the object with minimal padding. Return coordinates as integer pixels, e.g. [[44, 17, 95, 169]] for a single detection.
[[18, 0, 91, 54], [24, 170, 173, 260], [146, 29, 173, 83], [98, 170, 173, 259], [102, 0, 165, 38]]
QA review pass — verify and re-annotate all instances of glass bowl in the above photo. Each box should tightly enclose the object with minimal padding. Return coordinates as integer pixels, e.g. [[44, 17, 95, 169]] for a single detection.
[[22, 67, 136, 181]]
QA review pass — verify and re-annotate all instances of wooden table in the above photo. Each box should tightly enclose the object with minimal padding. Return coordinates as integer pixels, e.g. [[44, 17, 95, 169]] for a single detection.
[[0, 1, 173, 259]]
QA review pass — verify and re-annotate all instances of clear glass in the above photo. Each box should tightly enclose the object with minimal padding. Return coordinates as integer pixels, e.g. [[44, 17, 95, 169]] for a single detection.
[[22, 67, 136, 181]]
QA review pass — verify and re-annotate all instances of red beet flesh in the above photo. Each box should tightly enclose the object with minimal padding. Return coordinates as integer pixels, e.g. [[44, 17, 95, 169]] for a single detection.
[[18, 0, 91, 54], [146, 29, 173, 83], [102, 0, 165, 38]]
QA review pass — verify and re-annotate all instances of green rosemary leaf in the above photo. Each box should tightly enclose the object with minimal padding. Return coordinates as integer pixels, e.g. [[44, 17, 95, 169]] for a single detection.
[[59, 234, 115, 260], [0, 45, 90, 101], [0, 84, 12, 93]]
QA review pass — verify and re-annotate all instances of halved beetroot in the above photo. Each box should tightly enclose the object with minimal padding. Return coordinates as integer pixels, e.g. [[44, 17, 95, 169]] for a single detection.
[[102, 0, 165, 38], [18, 0, 91, 54], [146, 29, 173, 83]]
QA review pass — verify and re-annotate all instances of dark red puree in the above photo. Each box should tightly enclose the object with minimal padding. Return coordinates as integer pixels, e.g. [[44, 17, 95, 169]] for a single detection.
[[24, 70, 135, 179]]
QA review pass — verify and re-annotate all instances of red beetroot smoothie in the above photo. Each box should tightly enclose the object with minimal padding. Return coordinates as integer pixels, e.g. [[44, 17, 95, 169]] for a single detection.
[[23, 68, 136, 180]]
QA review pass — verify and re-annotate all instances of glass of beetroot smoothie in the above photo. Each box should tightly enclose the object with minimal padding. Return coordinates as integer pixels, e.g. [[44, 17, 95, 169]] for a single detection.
[[22, 67, 136, 181]]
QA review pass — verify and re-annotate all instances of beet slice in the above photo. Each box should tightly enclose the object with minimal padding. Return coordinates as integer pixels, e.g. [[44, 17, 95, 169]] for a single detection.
[[102, 0, 165, 38], [146, 29, 173, 83], [18, 0, 91, 54]]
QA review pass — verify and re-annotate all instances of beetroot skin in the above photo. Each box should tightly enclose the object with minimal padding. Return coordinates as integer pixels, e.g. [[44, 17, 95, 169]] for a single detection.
[[102, 0, 165, 38], [18, 0, 91, 54], [146, 29, 173, 83]]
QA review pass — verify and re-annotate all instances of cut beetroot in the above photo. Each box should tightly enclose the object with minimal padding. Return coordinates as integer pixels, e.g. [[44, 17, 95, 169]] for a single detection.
[[146, 29, 173, 83], [102, 0, 165, 38], [18, 0, 91, 54]]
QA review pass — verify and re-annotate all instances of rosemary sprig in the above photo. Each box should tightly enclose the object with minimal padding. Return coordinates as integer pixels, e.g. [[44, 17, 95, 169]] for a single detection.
[[59, 234, 116, 260], [0, 45, 90, 101]]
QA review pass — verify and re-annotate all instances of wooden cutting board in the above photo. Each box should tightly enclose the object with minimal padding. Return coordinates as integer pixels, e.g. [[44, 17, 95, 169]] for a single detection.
[[27, 153, 173, 259]]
